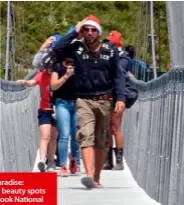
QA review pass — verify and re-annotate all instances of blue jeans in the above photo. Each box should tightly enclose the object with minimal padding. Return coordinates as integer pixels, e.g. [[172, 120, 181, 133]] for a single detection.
[[55, 98, 80, 167]]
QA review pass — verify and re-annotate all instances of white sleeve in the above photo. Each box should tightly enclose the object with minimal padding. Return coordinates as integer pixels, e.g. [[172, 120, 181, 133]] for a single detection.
[[32, 51, 44, 69]]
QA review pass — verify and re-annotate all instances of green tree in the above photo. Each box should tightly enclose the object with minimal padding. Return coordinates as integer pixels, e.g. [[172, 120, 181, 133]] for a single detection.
[[0, 1, 170, 79]]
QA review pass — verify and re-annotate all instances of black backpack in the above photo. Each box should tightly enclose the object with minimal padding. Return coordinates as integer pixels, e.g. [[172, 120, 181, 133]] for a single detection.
[[119, 51, 138, 108], [41, 48, 58, 70], [105, 40, 138, 109]]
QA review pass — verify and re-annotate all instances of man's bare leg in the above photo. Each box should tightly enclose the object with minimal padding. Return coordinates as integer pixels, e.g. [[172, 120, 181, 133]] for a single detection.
[[103, 131, 114, 170], [81, 147, 94, 177], [93, 148, 107, 187], [81, 146, 98, 188], [111, 111, 124, 170]]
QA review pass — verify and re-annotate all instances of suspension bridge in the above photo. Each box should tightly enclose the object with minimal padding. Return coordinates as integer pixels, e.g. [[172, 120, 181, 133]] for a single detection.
[[0, 2, 184, 205]]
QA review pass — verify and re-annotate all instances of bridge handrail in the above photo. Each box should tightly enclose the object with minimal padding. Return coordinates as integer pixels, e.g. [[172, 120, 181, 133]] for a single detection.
[[0, 77, 40, 172], [123, 67, 184, 205]]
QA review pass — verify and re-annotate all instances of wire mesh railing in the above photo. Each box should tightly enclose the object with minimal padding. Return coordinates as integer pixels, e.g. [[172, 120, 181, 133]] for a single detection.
[[0, 79, 40, 171], [123, 67, 184, 205]]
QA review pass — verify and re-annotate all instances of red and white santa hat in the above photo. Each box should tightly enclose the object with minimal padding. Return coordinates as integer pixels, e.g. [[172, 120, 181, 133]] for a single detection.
[[81, 14, 102, 35]]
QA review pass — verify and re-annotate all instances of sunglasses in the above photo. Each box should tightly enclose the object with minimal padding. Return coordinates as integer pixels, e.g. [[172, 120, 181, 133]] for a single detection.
[[83, 27, 98, 33]]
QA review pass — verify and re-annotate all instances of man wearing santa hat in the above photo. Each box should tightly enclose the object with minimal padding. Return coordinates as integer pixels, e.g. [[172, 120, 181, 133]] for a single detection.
[[50, 15, 127, 188]]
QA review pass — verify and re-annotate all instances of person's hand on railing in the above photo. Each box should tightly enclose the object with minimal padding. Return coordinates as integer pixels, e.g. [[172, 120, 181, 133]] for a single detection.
[[128, 72, 136, 79], [16, 79, 36, 87], [16, 79, 26, 85]]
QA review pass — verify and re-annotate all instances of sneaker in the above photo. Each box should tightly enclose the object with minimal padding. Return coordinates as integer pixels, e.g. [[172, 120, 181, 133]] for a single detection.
[[38, 161, 46, 172], [46, 162, 56, 172], [76, 166, 81, 174], [60, 166, 68, 177], [68, 153, 78, 174], [69, 159, 78, 174]]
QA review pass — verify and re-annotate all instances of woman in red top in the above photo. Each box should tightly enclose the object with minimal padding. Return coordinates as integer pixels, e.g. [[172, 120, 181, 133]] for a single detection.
[[17, 37, 58, 172]]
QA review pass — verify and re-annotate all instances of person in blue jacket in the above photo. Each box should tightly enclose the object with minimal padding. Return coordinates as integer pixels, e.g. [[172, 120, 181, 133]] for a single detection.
[[125, 45, 148, 76]]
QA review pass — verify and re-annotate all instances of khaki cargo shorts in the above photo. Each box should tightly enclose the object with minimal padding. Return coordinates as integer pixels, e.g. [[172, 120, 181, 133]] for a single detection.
[[76, 98, 112, 150]]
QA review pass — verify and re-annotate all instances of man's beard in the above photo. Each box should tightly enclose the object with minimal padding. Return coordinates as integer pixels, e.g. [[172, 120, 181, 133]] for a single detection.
[[85, 36, 98, 45]]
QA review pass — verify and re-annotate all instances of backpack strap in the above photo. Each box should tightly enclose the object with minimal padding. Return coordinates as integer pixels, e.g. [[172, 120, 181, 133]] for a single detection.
[[101, 39, 117, 58], [119, 50, 131, 61], [41, 48, 57, 69], [119, 50, 124, 56]]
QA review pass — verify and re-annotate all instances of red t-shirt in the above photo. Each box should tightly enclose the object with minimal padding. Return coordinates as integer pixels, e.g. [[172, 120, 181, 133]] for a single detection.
[[34, 71, 52, 110]]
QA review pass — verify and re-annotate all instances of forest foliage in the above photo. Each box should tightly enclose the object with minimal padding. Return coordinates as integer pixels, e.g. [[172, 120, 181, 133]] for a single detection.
[[0, 1, 170, 79]]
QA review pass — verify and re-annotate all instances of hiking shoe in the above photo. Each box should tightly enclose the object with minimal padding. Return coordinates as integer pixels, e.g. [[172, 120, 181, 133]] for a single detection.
[[112, 162, 124, 170], [38, 161, 46, 172], [103, 161, 113, 170], [46, 162, 56, 172], [103, 147, 114, 170], [60, 166, 68, 177], [113, 148, 124, 170]]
